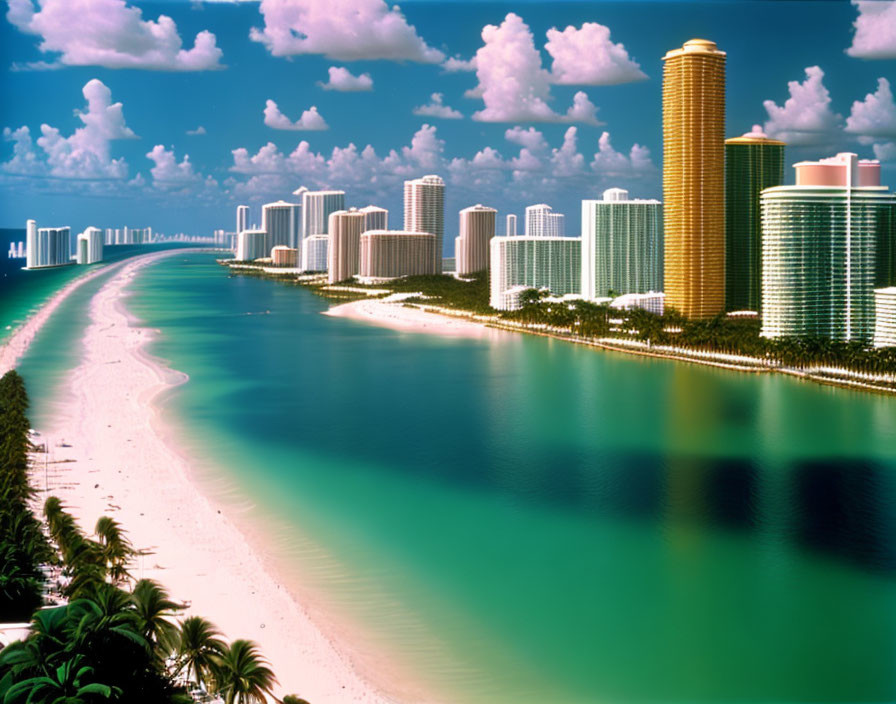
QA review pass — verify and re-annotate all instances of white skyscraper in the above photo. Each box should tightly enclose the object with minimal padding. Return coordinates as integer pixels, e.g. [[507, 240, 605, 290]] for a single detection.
[[489, 236, 581, 310], [302, 234, 330, 272], [236, 229, 267, 261], [506, 213, 518, 237], [27, 223, 72, 269], [455, 204, 497, 276], [525, 204, 565, 238], [76, 227, 104, 265], [302, 190, 345, 241], [25, 219, 38, 269], [360, 205, 389, 232], [404, 175, 445, 271], [236, 205, 249, 235], [262, 200, 301, 253], [328, 208, 365, 284]]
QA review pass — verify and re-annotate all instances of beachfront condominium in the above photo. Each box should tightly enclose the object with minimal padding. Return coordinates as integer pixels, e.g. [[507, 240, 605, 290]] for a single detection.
[[237, 205, 249, 235], [455, 204, 497, 276], [27, 222, 72, 269], [874, 287, 896, 347], [271, 246, 298, 268], [663, 38, 726, 319], [581, 188, 663, 300], [262, 200, 301, 252], [506, 213, 518, 237], [360, 205, 388, 232], [302, 190, 345, 267], [76, 227, 104, 265], [237, 228, 267, 261], [359, 230, 437, 282], [328, 208, 365, 283], [303, 234, 330, 273], [525, 204, 565, 237], [760, 153, 896, 343], [489, 236, 582, 310], [725, 126, 785, 312], [404, 175, 445, 271]]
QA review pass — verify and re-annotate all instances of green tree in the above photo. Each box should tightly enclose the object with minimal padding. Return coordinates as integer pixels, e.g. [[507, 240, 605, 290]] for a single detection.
[[173, 616, 225, 689], [214, 640, 277, 704]]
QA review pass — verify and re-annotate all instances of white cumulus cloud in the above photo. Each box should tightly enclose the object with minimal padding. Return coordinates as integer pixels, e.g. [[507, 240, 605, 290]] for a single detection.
[[442, 55, 476, 72], [146, 144, 202, 186], [468, 13, 603, 124], [187, 126, 207, 136], [412, 93, 463, 119], [318, 66, 374, 91], [590, 131, 656, 177], [763, 66, 844, 145], [6, 0, 223, 71], [874, 141, 896, 160], [249, 0, 444, 63], [846, 77, 896, 137], [263, 100, 329, 131], [846, 0, 896, 59], [3, 78, 137, 180], [545, 22, 646, 85]]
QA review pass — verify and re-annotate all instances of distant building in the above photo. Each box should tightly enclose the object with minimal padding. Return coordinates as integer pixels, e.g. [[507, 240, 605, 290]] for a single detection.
[[301, 190, 345, 242], [262, 200, 301, 252], [359, 205, 388, 232], [725, 126, 785, 312], [610, 292, 665, 316], [506, 213, 518, 237], [328, 209, 365, 284], [271, 246, 298, 268], [27, 223, 72, 269], [760, 153, 896, 343], [236, 205, 249, 236], [455, 204, 496, 276], [404, 175, 445, 271], [359, 230, 437, 282], [489, 236, 581, 310], [525, 204, 565, 237], [874, 287, 896, 347], [663, 38, 726, 319], [236, 229, 267, 261], [76, 227, 104, 265], [581, 188, 663, 300], [302, 234, 330, 272]]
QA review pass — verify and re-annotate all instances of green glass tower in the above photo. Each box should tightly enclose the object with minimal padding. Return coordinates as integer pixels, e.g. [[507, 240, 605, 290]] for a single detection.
[[725, 127, 785, 312]]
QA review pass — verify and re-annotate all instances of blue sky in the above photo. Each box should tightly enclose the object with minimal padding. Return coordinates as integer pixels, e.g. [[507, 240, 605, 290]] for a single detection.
[[1, 0, 895, 248]]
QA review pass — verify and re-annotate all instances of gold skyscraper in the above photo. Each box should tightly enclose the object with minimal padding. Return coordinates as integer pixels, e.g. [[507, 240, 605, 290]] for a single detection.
[[662, 39, 726, 319]]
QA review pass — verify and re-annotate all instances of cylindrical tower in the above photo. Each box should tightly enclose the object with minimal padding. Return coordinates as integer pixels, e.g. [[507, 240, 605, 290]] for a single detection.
[[725, 127, 785, 312], [404, 175, 445, 271], [662, 38, 726, 319], [456, 204, 496, 276], [328, 208, 365, 284]]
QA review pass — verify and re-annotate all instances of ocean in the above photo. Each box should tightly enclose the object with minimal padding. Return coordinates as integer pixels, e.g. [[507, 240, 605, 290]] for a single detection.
[[16, 250, 896, 703]]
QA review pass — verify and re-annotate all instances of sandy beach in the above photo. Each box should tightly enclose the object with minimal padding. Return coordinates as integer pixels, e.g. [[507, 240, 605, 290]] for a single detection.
[[3, 250, 398, 703], [324, 294, 502, 340]]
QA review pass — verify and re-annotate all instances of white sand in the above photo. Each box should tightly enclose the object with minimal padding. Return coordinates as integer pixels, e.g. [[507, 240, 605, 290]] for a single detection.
[[324, 295, 504, 340], [4, 250, 400, 703]]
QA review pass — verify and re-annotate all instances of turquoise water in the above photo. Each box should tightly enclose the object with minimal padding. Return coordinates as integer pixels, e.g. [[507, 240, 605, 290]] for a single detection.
[[18, 252, 896, 702]]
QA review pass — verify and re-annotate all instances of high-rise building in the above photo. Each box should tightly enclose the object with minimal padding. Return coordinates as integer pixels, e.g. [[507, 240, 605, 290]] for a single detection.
[[236, 205, 249, 235], [302, 190, 345, 244], [455, 204, 497, 276], [76, 227, 104, 265], [302, 234, 330, 272], [262, 200, 301, 253], [359, 230, 437, 282], [506, 213, 518, 237], [874, 287, 896, 348], [328, 209, 365, 284], [525, 204, 565, 237], [404, 175, 445, 270], [581, 188, 664, 300], [662, 38, 726, 319], [489, 236, 581, 310], [359, 205, 388, 232], [725, 126, 785, 312], [27, 224, 72, 269], [271, 246, 298, 268], [236, 229, 267, 261], [760, 153, 896, 343]]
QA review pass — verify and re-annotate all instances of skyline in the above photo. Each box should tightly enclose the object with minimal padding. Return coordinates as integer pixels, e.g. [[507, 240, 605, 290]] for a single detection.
[[1, 1, 895, 242]]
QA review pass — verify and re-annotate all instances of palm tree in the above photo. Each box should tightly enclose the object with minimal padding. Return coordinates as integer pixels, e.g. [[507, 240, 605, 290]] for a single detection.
[[281, 697, 311, 704], [173, 616, 225, 690], [214, 640, 277, 704], [94, 516, 135, 585], [1, 654, 120, 703], [130, 579, 184, 659]]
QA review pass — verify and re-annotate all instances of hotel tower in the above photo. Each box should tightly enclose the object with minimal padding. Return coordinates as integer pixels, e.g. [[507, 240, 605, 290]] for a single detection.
[[328, 208, 365, 284], [662, 38, 726, 319], [404, 175, 445, 271], [725, 126, 785, 312], [455, 204, 497, 275]]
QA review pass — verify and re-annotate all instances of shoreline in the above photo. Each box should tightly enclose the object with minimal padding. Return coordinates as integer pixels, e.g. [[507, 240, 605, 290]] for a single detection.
[[16, 251, 406, 703]]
